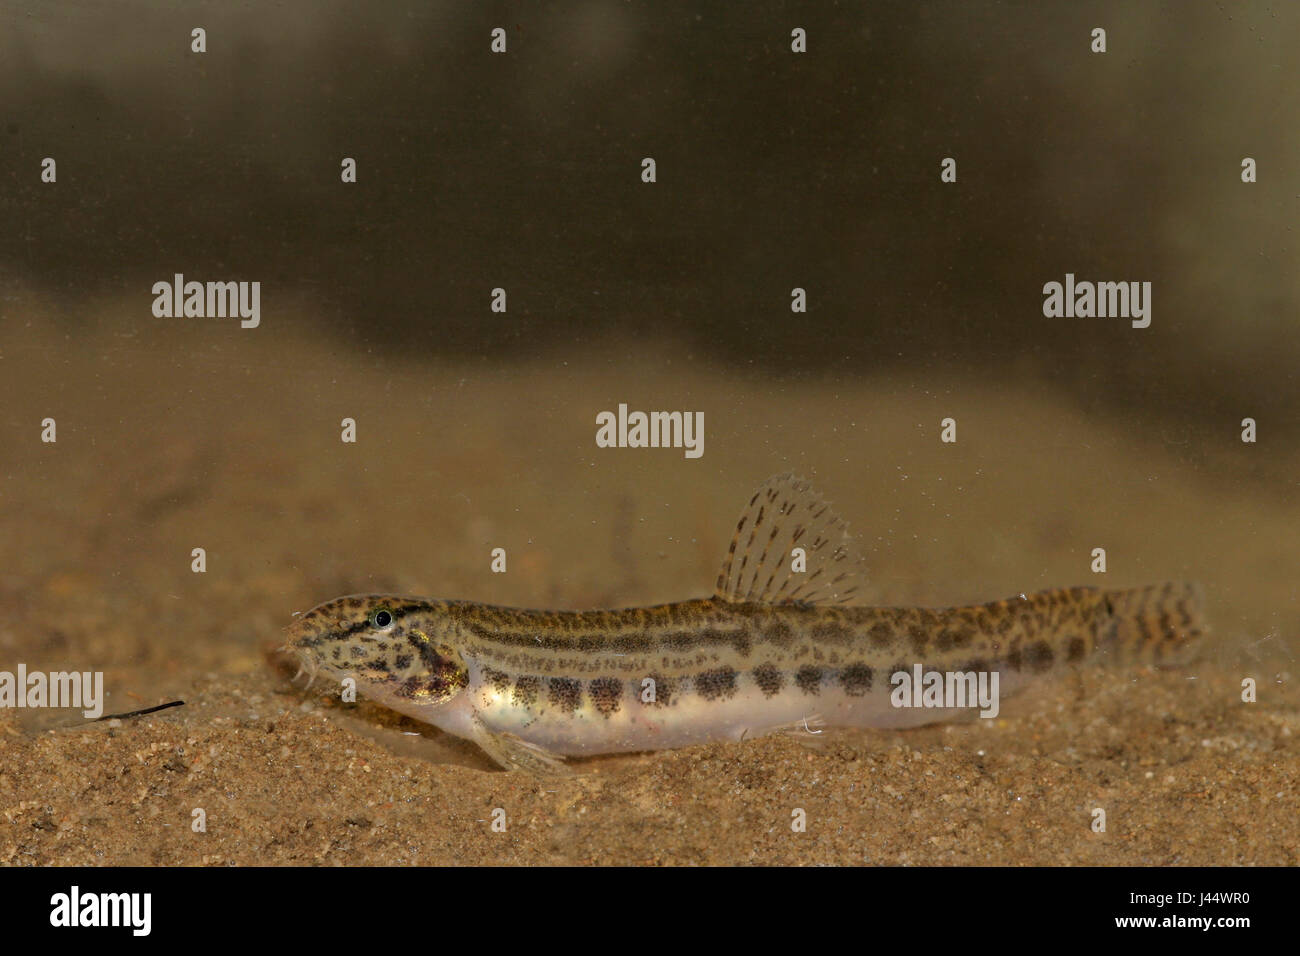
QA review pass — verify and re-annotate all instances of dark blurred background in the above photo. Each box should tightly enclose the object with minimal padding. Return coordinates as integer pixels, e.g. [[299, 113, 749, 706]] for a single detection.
[[1, 1, 1296, 436]]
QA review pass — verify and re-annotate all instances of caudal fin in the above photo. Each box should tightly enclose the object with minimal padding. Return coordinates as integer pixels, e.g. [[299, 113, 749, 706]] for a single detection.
[[1101, 582, 1206, 666]]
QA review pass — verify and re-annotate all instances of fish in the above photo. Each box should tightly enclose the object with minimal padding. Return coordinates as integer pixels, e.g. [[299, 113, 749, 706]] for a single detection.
[[281, 473, 1206, 773]]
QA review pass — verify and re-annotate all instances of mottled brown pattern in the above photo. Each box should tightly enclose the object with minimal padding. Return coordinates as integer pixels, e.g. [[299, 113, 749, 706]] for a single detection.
[[752, 663, 783, 697], [795, 665, 822, 695], [810, 621, 852, 646], [908, 624, 929, 654], [588, 677, 622, 716], [511, 675, 541, 708], [644, 674, 674, 707], [840, 663, 873, 695], [763, 618, 795, 648], [694, 667, 738, 701], [1026, 640, 1055, 673], [547, 677, 582, 713]]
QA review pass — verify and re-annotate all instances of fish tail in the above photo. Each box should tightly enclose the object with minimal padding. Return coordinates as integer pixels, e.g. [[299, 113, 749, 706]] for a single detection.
[[1099, 582, 1206, 666]]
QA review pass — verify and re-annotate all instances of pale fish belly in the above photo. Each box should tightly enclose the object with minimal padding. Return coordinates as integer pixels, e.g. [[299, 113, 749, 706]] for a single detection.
[[456, 660, 1011, 756]]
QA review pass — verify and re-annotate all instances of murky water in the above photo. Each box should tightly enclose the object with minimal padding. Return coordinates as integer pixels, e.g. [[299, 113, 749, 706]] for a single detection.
[[0, 2, 1295, 866]]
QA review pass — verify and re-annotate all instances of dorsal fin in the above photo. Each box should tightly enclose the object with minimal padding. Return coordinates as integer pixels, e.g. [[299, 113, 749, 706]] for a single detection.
[[714, 473, 867, 606]]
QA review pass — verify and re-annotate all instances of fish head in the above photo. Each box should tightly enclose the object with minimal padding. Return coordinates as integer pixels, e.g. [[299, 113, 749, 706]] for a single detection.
[[282, 594, 469, 709]]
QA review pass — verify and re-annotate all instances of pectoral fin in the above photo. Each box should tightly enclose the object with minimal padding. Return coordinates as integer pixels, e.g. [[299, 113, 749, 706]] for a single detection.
[[471, 711, 571, 776]]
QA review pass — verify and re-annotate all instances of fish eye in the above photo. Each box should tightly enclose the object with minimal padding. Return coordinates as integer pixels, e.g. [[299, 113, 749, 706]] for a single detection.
[[369, 607, 395, 630]]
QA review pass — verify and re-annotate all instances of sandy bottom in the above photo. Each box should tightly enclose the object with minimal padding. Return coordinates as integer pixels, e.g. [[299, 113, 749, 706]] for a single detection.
[[1, 315, 1295, 865]]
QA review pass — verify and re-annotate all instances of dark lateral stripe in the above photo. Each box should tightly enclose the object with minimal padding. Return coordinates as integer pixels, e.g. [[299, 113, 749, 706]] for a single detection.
[[459, 620, 755, 656]]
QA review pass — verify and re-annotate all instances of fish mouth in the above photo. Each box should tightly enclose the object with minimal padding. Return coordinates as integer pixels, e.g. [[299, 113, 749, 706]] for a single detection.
[[275, 607, 351, 691], [263, 634, 320, 690], [272, 614, 325, 686], [273, 639, 324, 691], [290, 648, 322, 690]]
